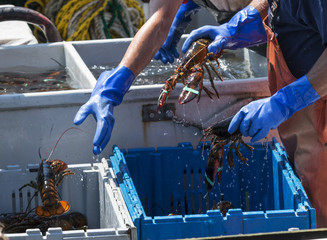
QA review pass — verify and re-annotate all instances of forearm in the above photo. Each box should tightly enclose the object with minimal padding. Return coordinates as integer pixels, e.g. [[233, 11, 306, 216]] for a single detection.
[[306, 48, 327, 97], [249, 0, 268, 19], [120, 0, 182, 76]]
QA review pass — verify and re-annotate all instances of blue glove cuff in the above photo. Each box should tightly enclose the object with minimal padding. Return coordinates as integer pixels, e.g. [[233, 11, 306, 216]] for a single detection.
[[176, 0, 200, 22], [166, 1, 200, 48], [92, 65, 135, 106], [273, 75, 320, 119], [225, 5, 266, 49]]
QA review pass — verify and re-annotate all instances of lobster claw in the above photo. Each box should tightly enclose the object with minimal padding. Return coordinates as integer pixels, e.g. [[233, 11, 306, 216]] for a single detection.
[[178, 67, 203, 105], [157, 89, 169, 111], [157, 75, 178, 111]]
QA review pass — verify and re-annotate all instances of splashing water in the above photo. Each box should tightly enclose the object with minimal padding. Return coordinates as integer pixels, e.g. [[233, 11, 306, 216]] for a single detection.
[[89, 51, 266, 86], [92, 155, 101, 163]]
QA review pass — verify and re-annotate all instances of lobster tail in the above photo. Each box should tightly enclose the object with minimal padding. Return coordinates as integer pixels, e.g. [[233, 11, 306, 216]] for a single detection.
[[36, 201, 70, 217]]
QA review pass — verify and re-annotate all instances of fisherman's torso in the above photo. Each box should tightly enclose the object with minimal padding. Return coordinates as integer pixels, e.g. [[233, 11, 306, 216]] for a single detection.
[[192, 0, 251, 23], [193, 0, 250, 12], [267, 0, 327, 78]]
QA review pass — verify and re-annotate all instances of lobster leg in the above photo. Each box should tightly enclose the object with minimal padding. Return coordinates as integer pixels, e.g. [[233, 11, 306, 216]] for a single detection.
[[234, 138, 249, 164], [197, 75, 204, 103], [207, 59, 223, 82], [240, 138, 255, 151], [227, 145, 235, 170], [19, 181, 38, 191], [202, 85, 214, 100], [204, 63, 220, 99], [56, 169, 75, 187]]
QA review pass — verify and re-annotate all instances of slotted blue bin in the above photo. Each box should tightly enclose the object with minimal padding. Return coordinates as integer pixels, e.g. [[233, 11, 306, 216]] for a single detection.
[[109, 138, 316, 240]]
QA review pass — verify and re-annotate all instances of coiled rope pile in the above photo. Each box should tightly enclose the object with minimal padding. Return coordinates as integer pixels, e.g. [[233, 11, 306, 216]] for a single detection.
[[23, 0, 145, 41]]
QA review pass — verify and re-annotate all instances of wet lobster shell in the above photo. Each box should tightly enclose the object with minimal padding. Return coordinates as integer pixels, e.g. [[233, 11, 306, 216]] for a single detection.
[[176, 39, 213, 72], [203, 115, 253, 192], [203, 116, 241, 140], [157, 38, 223, 110]]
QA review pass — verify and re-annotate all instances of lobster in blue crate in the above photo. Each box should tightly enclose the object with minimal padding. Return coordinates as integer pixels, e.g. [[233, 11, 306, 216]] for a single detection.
[[201, 116, 254, 192], [157, 38, 223, 110]]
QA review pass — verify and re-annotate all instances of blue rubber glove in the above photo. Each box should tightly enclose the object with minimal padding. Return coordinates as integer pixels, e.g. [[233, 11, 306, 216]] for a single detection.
[[228, 75, 320, 142], [182, 5, 266, 56], [154, 0, 200, 64], [74, 66, 134, 155]]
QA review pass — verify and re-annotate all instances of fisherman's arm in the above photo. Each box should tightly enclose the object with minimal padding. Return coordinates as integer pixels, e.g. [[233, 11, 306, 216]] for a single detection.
[[182, 0, 267, 56], [120, 0, 183, 76], [74, 0, 183, 154], [307, 48, 327, 97]]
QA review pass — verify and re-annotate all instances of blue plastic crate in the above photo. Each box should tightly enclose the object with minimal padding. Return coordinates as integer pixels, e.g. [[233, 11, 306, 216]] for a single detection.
[[109, 138, 316, 240]]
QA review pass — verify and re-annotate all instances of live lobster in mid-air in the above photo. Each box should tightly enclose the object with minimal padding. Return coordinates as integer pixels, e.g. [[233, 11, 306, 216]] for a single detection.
[[157, 38, 223, 110], [201, 116, 254, 192]]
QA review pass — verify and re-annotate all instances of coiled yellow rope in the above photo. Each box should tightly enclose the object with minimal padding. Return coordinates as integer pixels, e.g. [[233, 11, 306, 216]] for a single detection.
[[55, 0, 108, 40], [24, 0, 145, 41], [125, 0, 145, 28]]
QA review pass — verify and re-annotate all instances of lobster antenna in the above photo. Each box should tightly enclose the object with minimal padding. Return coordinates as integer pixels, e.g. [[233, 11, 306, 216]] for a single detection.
[[38, 147, 42, 160], [46, 127, 86, 161]]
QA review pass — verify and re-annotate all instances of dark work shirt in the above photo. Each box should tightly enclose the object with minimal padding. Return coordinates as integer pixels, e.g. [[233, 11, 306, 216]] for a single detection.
[[268, 0, 327, 78]]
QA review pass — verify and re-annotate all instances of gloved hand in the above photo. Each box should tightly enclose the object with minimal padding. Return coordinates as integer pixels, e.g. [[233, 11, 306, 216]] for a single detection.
[[182, 5, 266, 56], [74, 66, 134, 155], [154, 0, 200, 64], [228, 75, 320, 142]]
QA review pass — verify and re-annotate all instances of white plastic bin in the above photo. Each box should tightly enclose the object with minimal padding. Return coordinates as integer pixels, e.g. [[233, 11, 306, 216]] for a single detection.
[[1, 159, 136, 240], [0, 42, 96, 168]]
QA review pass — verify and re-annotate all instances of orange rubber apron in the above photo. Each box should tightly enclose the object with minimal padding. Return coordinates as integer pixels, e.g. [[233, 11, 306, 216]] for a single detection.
[[263, 16, 327, 227]]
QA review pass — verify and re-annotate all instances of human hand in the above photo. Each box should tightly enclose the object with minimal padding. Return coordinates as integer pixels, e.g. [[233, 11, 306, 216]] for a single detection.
[[74, 95, 115, 155], [228, 75, 320, 142], [154, 0, 200, 64], [74, 66, 134, 154], [182, 5, 266, 55], [227, 97, 285, 142], [154, 25, 180, 64]]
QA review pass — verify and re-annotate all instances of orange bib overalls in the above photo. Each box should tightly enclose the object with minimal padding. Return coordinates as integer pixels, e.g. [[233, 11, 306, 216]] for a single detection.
[[263, 16, 327, 227]]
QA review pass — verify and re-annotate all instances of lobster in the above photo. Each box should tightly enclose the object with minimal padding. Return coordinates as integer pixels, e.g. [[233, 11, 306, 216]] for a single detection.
[[0, 212, 87, 234], [212, 193, 234, 217], [157, 38, 223, 111], [201, 116, 254, 192], [19, 128, 81, 217]]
